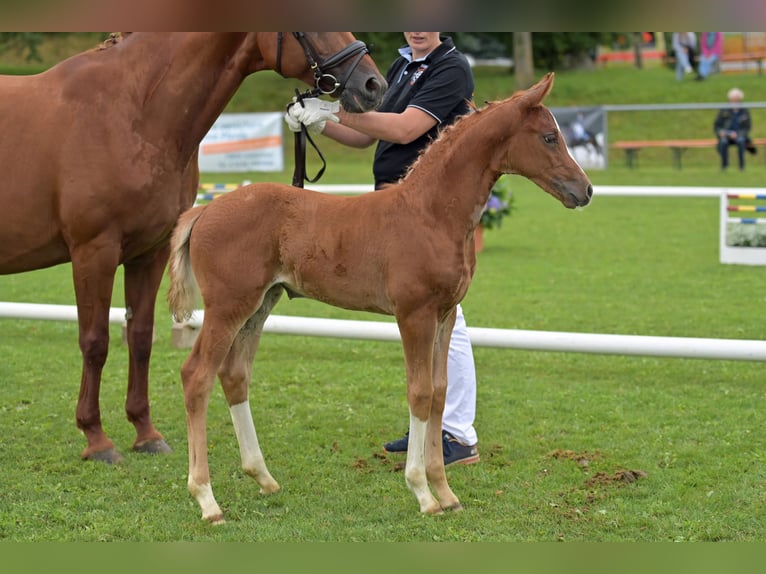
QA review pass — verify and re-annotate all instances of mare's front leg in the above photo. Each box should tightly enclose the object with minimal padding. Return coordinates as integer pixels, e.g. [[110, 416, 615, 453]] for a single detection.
[[71, 244, 123, 463], [398, 308, 442, 514], [218, 286, 284, 496], [123, 248, 172, 454], [426, 309, 462, 511]]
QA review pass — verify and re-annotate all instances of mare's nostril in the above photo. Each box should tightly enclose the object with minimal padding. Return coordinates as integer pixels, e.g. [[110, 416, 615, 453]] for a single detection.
[[366, 77, 387, 101], [586, 184, 593, 199]]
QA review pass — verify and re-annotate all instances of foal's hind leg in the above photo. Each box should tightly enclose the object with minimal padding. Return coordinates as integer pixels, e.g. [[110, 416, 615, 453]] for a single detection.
[[218, 285, 283, 496], [182, 312, 243, 524]]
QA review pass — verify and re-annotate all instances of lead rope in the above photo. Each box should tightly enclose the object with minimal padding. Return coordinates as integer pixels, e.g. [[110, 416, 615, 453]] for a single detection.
[[289, 90, 327, 188]]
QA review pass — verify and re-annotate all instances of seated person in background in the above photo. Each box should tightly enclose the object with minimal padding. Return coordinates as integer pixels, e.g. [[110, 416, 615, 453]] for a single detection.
[[714, 87, 753, 171]]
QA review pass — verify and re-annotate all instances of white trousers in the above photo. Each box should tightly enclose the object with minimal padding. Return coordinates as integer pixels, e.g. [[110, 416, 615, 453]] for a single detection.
[[442, 304, 478, 446]]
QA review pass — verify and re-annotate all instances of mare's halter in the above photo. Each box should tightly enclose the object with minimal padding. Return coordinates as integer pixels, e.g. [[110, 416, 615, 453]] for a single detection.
[[276, 32, 371, 187]]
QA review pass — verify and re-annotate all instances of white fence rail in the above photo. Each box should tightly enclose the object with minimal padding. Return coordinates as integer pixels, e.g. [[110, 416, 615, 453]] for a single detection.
[[2, 302, 766, 362]]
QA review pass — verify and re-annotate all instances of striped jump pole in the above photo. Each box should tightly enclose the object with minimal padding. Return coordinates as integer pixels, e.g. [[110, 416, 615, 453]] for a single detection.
[[727, 193, 766, 200], [196, 182, 248, 204]]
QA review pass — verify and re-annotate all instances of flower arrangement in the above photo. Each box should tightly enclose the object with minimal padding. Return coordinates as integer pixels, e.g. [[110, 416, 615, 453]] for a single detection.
[[480, 175, 513, 230]]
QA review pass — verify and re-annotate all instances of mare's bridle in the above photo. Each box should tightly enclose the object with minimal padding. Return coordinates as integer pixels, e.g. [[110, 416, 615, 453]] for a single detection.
[[276, 32, 370, 187], [276, 32, 369, 97]]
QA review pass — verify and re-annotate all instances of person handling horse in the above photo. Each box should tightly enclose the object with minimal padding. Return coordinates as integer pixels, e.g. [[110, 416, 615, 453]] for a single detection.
[[285, 32, 479, 466]]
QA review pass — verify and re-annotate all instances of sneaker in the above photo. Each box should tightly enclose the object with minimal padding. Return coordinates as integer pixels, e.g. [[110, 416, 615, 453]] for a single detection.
[[383, 430, 480, 466], [383, 432, 409, 453], [442, 431, 480, 466]]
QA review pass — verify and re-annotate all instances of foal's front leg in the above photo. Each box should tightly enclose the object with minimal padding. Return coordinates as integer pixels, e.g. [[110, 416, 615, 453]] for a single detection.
[[426, 310, 462, 511], [398, 312, 442, 514]]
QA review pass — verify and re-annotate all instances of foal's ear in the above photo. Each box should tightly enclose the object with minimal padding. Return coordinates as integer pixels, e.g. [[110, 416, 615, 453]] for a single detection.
[[520, 72, 555, 108]]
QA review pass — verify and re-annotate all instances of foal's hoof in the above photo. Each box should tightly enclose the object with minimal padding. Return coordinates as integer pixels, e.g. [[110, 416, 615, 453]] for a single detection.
[[204, 514, 226, 526], [83, 448, 124, 465], [443, 502, 464, 513], [133, 439, 172, 455]]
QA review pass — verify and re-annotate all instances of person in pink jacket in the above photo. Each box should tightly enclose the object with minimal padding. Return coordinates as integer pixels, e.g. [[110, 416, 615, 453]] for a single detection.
[[697, 32, 723, 80]]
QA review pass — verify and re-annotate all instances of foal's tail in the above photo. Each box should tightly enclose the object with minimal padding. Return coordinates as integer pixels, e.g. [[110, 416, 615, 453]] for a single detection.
[[167, 205, 206, 322]]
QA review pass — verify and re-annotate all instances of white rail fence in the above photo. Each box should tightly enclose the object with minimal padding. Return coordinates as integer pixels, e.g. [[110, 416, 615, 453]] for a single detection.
[[2, 302, 766, 362], [4, 185, 766, 362]]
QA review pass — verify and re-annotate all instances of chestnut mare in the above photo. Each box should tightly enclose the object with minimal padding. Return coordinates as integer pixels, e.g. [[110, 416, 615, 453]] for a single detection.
[[168, 73, 592, 523], [0, 33, 385, 464]]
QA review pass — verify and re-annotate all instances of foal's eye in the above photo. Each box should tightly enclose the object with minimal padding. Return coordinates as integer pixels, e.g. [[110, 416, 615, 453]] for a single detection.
[[542, 133, 557, 144]]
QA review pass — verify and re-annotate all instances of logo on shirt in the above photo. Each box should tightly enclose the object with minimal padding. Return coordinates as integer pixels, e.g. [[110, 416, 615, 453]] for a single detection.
[[410, 64, 429, 85]]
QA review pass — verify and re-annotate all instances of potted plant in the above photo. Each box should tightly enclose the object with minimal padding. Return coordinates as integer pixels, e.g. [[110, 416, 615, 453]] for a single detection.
[[476, 175, 513, 252]]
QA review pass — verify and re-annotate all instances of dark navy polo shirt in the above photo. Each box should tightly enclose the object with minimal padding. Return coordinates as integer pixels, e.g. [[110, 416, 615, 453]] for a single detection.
[[372, 37, 474, 188]]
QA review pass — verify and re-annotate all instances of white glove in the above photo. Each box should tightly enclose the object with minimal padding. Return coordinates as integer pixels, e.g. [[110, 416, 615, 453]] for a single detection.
[[284, 106, 303, 132], [284, 98, 340, 135]]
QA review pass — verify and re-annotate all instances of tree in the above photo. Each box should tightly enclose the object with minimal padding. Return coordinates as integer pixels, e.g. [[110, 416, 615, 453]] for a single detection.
[[0, 32, 45, 62], [532, 33, 617, 70], [513, 33, 535, 89]]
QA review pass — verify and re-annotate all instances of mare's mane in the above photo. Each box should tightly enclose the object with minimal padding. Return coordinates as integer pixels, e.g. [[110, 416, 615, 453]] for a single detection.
[[94, 32, 132, 51]]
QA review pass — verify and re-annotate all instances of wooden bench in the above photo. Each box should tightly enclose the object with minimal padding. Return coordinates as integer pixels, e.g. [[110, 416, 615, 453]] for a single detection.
[[597, 49, 665, 66], [719, 51, 766, 75], [612, 138, 766, 169], [664, 51, 766, 75]]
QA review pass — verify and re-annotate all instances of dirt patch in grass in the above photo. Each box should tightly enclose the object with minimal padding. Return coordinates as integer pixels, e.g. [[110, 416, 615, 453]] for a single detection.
[[543, 448, 649, 528], [584, 469, 648, 487], [546, 448, 601, 469]]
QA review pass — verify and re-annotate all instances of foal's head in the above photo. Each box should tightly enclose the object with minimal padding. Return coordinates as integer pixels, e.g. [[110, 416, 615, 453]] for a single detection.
[[491, 72, 592, 209]]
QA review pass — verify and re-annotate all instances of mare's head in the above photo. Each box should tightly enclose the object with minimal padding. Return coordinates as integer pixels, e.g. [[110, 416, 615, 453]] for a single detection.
[[490, 72, 592, 208], [258, 32, 387, 113]]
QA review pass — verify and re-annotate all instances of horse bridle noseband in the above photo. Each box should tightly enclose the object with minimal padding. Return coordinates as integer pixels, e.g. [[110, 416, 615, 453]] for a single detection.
[[276, 32, 370, 97], [276, 33, 371, 188]]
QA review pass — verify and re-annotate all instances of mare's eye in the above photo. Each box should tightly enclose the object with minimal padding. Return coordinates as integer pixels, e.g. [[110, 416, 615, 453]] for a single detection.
[[543, 133, 557, 144]]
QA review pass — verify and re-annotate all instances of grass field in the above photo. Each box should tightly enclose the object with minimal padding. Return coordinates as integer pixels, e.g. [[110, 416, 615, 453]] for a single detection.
[[1, 38, 766, 542], [2, 185, 765, 542]]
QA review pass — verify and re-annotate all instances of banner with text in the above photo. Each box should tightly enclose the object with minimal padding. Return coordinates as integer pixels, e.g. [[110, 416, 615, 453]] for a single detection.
[[199, 112, 284, 172]]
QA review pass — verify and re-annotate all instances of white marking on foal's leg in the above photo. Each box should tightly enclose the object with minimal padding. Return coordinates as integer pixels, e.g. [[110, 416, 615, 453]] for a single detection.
[[229, 402, 280, 494], [404, 414, 441, 514], [188, 479, 224, 524]]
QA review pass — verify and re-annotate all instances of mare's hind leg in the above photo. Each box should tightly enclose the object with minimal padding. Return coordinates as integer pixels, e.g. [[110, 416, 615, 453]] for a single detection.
[[123, 248, 172, 454], [218, 285, 284, 496], [70, 244, 123, 463]]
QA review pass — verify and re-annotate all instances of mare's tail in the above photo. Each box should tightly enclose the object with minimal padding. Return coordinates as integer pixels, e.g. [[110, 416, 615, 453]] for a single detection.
[[167, 205, 206, 322]]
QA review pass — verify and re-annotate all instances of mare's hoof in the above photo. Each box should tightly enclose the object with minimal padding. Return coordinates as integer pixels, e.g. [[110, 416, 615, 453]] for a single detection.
[[84, 448, 124, 464], [133, 439, 172, 455], [443, 502, 464, 513]]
